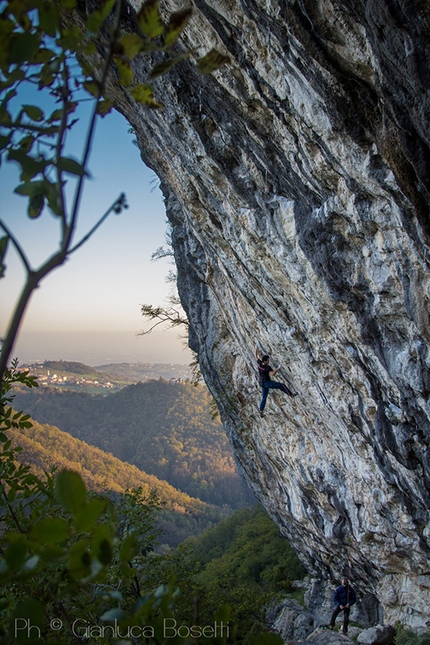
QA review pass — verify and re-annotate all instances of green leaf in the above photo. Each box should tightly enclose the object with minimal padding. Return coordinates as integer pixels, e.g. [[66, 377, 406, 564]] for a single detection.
[[149, 56, 183, 79], [96, 98, 115, 116], [33, 47, 57, 64], [14, 180, 47, 198], [137, 0, 164, 39], [19, 134, 35, 153], [8, 33, 40, 64], [38, 2, 61, 37], [0, 133, 11, 150], [55, 470, 87, 515], [74, 498, 106, 532], [86, 11, 104, 34], [45, 182, 63, 216], [7, 149, 47, 181], [86, 0, 115, 33], [100, 0, 117, 20], [69, 540, 91, 579], [22, 105, 44, 122], [57, 25, 83, 51], [83, 80, 101, 98], [119, 33, 143, 59], [28, 193, 45, 218], [4, 538, 27, 570], [47, 108, 63, 123], [57, 156, 86, 176], [29, 518, 70, 544], [0, 104, 12, 127], [119, 533, 139, 563], [130, 83, 163, 108], [197, 48, 230, 74], [115, 57, 133, 87], [165, 7, 192, 48], [15, 179, 59, 218], [7, 487, 16, 503], [91, 524, 112, 565], [59, 0, 77, 9]]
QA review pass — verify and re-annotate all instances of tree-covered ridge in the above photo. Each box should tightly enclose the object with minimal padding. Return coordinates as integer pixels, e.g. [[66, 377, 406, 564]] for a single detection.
[[8, 417, 228, 548], [139, 505, 307, 645], [13, 380, 254, 509]]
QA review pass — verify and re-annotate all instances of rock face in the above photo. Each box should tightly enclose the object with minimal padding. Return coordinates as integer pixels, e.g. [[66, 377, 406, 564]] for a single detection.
[[109, 0, 430, 630]]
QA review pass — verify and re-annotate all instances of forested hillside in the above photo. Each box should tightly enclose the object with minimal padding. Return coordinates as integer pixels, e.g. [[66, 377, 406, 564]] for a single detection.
[[13, 380, 254, 509], [139, 505, 307, 644], [9, 419, 227, 548]]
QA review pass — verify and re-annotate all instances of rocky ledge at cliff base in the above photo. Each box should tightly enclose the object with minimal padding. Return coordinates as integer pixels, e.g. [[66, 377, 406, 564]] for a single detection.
[[268, 583, 400, 643], [92, 0, 430, 630]]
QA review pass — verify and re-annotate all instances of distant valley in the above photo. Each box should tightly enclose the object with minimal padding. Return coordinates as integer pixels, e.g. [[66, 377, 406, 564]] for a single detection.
[[13, 361, 254, 512], [9, 417, 226, 549]]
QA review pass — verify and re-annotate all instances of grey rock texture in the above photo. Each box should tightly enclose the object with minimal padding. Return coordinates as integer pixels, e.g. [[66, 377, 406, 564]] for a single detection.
[[104, 0, 430, 630], [297, 629, 364, 645], [268, 597, 314, 641], [357, 625, 396, 645]]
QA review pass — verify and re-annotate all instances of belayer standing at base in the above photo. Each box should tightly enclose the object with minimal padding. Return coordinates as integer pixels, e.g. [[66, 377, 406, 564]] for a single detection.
[[255, 348, 296, 417], [329, 577, 356, 634]]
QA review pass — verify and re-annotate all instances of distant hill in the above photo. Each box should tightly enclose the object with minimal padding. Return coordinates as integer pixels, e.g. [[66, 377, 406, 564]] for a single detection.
[[21, 361, 193, 394], [13, 380, 254, 509], [9, 419, 227, 548], [43, 360, 99, 374], [95, 362, 193, 382]]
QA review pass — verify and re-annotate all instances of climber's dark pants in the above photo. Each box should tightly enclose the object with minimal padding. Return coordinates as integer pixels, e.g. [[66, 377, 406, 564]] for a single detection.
[[330, 605, 350, 631], [259, 381, 293, 411]]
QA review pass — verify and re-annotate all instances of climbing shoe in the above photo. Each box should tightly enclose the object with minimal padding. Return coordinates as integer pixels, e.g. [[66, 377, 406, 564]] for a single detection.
[[259, 410, 264, 418]]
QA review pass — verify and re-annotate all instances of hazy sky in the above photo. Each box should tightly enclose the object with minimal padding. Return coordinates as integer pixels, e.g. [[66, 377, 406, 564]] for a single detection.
[[0, 102, 192, 365]]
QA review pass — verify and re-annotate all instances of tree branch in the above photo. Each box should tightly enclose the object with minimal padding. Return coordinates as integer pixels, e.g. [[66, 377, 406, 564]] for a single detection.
[[66, 0, 123, 247], [68, 193, 127, 254], [139, 304, 188, 336], [0, 220, 31, 274]]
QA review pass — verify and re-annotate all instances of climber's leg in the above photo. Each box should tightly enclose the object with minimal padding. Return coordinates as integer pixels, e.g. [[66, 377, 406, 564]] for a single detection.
[[260, 386, 269, 411], [265, 380, 295, 397]]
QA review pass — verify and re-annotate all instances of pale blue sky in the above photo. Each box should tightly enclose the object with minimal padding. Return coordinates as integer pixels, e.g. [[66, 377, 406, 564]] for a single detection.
[[0, 104, 192, 365]]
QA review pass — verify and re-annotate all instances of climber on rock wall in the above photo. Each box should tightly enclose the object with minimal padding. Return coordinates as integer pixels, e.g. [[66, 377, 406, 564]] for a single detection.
[[255, 348, 297, 417]]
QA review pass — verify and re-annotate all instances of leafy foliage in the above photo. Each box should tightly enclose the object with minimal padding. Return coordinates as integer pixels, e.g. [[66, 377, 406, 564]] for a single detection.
[[0, 366, 163, 644], [0, 0, 229, 383], [395, 624, 430, 645], [13, 380, 255, 509], [136, 505, 305, 645]]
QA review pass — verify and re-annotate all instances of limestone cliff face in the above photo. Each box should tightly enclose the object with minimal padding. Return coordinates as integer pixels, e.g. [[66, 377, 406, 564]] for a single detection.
[[111, 0, 430, 630]]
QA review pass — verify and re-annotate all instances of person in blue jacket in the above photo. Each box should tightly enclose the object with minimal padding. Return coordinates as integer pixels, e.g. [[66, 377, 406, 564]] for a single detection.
[[329, 577, 356, 633], [255, 348, 296, 417]]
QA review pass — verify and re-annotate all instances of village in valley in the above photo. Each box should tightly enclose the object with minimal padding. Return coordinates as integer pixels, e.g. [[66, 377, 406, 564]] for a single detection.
[[21, 361, 193, 393]]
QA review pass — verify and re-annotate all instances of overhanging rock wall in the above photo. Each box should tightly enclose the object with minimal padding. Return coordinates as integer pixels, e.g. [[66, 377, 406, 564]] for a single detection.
[[109, 0, 430, 629]]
